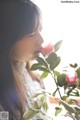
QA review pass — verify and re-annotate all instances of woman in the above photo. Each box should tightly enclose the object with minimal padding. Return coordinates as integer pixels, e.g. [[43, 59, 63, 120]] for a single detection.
[[0, 0, 51, 120]]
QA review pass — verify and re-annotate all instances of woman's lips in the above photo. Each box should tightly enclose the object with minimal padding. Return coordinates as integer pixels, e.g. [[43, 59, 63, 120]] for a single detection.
[[34, 50, 41, 54], [34, 47, 42, 55]]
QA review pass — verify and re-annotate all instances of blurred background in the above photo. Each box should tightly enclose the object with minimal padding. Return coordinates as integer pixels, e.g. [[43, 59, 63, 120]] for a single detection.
[[32, 0, 80, 93]]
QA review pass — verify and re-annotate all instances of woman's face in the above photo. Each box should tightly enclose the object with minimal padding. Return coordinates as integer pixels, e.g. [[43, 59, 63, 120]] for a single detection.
[[10, 27, 44, 61]]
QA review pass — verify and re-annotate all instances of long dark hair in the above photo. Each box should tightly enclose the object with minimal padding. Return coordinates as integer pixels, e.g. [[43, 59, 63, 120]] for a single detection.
[[0, 0, 41, 119]]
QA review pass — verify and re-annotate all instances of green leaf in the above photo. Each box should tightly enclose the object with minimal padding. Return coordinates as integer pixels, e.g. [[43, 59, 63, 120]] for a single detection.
[[46, 52, 57, 64], [31, 64, 48, 72], [50, 57, 61, 70], [74, 106, 80, 112], [46, 53, 61, 70], [60, 99, 76, 113], [76, 67, 80, 78], [30, 63, 40, 70], [55, 107, 62, 116], [67, 99, 74, 104], [71, 89, 80, 96], [42, 102, 48, 111], [67, 85, 76, 96], [54, 40, 63, 52], [57, 74, 66, 87], [32, 101, 40, 109], [36, 56, 48, 68], [38, 66, 49, 72], [23, 109, 39, 120], [62, 96, 68, 101], [41, 95, 46, 103], [40, 72, 48, 80], [53, 70, 60, 77]]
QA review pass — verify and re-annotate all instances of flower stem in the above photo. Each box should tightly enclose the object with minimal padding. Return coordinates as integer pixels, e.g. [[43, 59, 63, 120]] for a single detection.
[[50, 70, 62, 99], [68, 112, 76, 120]]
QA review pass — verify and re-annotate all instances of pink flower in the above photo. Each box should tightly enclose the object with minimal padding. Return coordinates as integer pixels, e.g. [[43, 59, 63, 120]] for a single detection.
[[41, 43, 55, 56], [66, 74, 78, 84]]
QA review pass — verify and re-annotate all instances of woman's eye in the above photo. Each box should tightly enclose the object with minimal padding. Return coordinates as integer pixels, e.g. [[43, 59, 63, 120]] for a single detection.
[[28, 32, 36, 37]]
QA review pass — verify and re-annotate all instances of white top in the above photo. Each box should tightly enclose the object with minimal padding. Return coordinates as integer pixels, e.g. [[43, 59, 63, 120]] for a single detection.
[[15, 61, 52, 120]]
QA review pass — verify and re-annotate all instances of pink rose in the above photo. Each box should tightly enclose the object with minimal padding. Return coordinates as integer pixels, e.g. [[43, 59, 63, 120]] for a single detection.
[[66, 74, 78, 84], [41, 43, 55, 56]]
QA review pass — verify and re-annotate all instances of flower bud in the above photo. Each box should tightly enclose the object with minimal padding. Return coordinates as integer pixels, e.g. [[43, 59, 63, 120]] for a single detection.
[[66, 74, 78, 84], [41, 43, 55, 56]]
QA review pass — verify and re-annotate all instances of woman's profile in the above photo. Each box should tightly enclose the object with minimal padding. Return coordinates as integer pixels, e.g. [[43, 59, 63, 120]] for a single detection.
[[0, 0, 51, 120]]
